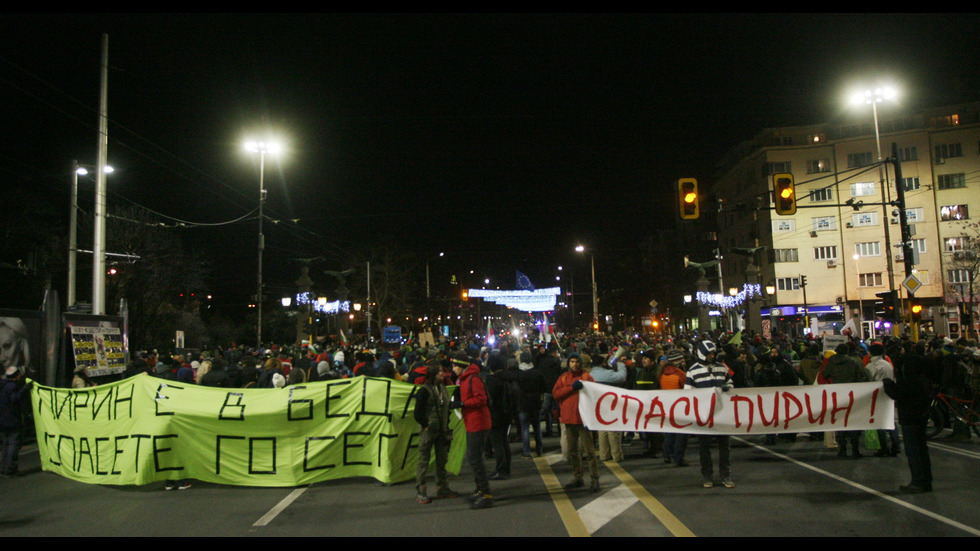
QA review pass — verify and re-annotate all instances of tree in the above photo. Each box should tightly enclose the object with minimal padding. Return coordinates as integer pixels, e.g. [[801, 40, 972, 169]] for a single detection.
[[104, 207, 210, 350], [947, 221, 980, 339], [343, 239, 417, 339], [0, 187, 65, 308]]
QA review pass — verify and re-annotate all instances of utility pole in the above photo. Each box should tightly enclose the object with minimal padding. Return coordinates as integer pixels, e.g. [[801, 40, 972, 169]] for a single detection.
[[891, 142, 917, 339]]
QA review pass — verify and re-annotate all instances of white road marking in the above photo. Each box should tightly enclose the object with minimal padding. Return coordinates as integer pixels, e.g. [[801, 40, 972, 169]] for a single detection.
[[736, 437, 980, 537], [253, 486, 309, 527]]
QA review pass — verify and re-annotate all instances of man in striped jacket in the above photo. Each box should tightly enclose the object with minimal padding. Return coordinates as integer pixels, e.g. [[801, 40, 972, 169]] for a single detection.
[[684, 340, 735, 489]]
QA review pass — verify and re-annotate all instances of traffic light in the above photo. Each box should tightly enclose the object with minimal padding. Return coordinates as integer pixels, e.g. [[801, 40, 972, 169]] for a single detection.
[[875, 291, 897, 322], [800, 275, 807, 288], [462, 290, 468, 301], [910, 304, 923, 323], [773, 173, 796, 215], [677, 178, 699, 220]]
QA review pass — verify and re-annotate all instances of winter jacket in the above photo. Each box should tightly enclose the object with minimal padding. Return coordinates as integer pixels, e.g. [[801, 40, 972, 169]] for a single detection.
[[659, 365, 685, 390], [457, 364, 492, 432], [552, 368, 594, 425]]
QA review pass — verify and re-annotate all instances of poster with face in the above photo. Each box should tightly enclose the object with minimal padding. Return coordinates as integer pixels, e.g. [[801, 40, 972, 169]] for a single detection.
[[67, 320, 126, 377], [0, 312, 42, 379]]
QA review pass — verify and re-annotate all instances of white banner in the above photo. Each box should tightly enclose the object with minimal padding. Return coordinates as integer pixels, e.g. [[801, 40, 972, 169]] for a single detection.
[[577, 381, 894, 435]]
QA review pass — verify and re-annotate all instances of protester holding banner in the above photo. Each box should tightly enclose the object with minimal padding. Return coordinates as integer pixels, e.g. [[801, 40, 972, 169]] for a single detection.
[[553, 352, 601, 493], [684, 340, 735, 489], [867, 342, 900, 457], [71, 366, 97, 389], [823, 343, 870, 458], [590, 346, 628, 462], [414, 360, 458, 504], [660, 349, 689, 466]]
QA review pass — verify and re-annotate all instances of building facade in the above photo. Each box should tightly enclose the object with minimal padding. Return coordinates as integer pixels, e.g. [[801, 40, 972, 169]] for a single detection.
[[712, 102, 980, 340]]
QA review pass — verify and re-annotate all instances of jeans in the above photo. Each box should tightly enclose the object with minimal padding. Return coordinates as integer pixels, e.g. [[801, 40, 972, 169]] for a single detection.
[[519, 410, 543, 456], [698, 435, 731, 479], [489, 424, 511, 476], [540, 394, 557, 435], [901, 423, 932, 489], [466, 430, 491, 494], [663, 433, 689, 463], [1, 429, 21, 475], [877, 428, 901, 454]]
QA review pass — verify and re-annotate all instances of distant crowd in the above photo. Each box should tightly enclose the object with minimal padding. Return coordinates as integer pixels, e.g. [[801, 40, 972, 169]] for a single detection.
[[58, 327, 980, 499]]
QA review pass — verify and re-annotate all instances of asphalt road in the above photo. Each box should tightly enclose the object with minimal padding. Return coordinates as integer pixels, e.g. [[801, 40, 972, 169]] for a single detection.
[[3, 430, 979, 537]]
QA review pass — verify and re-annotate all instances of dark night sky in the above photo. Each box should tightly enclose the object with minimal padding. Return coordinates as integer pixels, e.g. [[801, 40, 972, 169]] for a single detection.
[[3, 13, 980, 311]]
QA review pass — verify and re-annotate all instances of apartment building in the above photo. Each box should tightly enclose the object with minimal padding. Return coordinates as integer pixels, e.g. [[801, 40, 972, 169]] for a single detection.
[[711, 102, 980, 339]]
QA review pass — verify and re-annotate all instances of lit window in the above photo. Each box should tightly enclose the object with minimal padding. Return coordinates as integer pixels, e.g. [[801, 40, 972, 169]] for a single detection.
[[941, 205, 969, 221]]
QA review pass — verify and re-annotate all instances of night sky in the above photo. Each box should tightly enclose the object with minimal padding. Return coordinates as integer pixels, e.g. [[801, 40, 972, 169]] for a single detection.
[[4, 13, 980, 313]]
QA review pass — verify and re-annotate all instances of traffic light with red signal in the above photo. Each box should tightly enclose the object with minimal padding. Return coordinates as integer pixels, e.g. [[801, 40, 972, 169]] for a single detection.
[[677, 178, 699, 220], [773, 173, 796, 215]]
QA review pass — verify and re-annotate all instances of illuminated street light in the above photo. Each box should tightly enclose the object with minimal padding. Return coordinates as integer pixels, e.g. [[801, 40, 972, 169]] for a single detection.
[[69, 161, 113, 308], [850, 85, 900, 314], [576, 244, 598, 330], [244, 138, 282, 347]]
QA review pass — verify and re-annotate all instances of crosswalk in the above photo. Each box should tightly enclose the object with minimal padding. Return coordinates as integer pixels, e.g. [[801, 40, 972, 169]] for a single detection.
[[534, 451, 695, 537]]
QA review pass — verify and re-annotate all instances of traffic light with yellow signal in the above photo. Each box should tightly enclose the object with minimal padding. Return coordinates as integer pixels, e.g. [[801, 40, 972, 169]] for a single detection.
[[773, 173, 796, 215], [677, 178, 699, 220], [911, 303, 923, 323]]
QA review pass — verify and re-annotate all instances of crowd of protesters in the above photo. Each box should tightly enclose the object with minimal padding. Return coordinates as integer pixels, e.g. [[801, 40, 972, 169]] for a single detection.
[[27, 325, 980, 498]]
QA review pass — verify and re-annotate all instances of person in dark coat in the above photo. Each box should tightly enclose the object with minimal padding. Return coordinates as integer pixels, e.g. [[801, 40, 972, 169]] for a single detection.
[[1, 367, 31, 477], [536, 344, 562, 436], [823, 343, 870, 458], [883, 343, 935, 493], [485, 353, 517, 479], [503, 350, 546, 457]]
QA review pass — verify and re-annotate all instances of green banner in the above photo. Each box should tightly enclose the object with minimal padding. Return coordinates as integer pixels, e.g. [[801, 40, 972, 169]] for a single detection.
[[31, 373, 466, 487]]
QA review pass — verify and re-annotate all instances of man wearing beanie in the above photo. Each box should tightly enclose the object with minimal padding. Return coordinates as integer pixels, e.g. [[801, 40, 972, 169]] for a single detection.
[[451, 351, 494, 509], [553, 352, 601, 493]]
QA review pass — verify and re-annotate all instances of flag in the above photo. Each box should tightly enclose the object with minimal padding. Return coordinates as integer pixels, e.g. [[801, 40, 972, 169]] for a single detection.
[[841, 318, 858, 337], [487, 318, 495, 345], [339, 328, 348, 347], [728, 330, 742, 346], [516, 270, 535, 291]]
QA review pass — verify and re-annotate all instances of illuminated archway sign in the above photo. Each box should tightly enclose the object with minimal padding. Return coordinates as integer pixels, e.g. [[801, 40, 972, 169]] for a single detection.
[[696, 284, 762, 309], [467, 287, 560, 312], [295, 292, 351, 315]]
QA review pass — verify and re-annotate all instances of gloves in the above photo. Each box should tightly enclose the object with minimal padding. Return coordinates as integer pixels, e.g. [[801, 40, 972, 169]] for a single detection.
[[572, 380, 583, 391]]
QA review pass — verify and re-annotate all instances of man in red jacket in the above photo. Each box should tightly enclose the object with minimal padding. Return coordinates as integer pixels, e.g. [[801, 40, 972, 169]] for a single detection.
[[451, 351, 493, 509], [553, 352, 600, 492]]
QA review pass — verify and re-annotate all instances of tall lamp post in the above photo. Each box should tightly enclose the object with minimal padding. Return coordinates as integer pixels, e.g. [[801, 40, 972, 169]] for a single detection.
[[575, 245, 598, 330], [852, 86, 899, 327], [853, 253, 865, 339], [69, 162, 113, 309], [92, 34, 110, 315], [245, 139, 281, 347]]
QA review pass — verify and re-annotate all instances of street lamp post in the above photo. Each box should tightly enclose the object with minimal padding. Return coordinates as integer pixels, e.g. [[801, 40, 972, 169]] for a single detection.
[[69, 162, 113, 309], [576, 245, 598, 331], [245, 139, 280, 347], [854, 87, 899, 329], [426, 252, 444, 323], [853, 253, 864, 339], [92, 34, 110, 315]]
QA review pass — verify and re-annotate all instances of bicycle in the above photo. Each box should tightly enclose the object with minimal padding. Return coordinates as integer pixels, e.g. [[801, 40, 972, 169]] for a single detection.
[[926, 391, 980, 439]]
